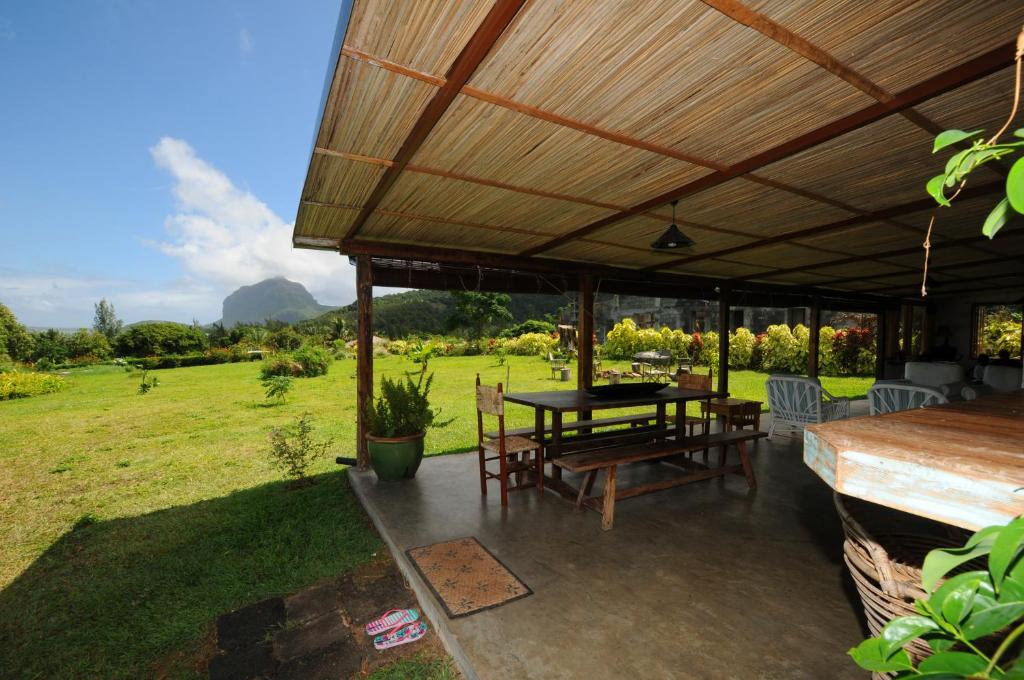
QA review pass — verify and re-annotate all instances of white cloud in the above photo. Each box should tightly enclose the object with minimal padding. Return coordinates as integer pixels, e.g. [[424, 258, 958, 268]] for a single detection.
[[0, 270, 215, 328], [149, 136, 355, 311], [238, 27, 253, 55]]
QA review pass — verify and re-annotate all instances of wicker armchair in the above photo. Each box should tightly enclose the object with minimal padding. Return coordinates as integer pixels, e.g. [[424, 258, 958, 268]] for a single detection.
[[764, 374, 849, 439], [867, 383, 948, 415]]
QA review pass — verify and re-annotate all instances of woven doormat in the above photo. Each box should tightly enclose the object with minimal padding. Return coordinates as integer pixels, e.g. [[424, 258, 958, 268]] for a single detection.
[[406, 537, 532, 618]]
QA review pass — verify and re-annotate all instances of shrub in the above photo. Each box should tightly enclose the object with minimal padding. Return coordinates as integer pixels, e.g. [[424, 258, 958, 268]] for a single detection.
[[260, 356, 303, 378], [262, 375, 293, 404], [267, 327, 302, 352], [114, 322, 207, 357], [834, 326, 877, 375], [504, 332, 558, 356], [67, 329, 112, 360], [365, 372, 438, 438], [291, 346, 332, 377], [499, 319, 556, 338], [0, 303, 34, 361], [760, 324, 802, 373], [137, 370, 158, 394], [700, 331, 719, 368], [728, 327, 755, 368], [387, 339, 410, 355], [267, 413, 331, 483], [0, 370, 67, 400], [818, 326, 839, 375]]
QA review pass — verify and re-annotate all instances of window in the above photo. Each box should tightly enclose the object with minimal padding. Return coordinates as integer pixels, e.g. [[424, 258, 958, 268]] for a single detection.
[[970, 303, 1023, 359]]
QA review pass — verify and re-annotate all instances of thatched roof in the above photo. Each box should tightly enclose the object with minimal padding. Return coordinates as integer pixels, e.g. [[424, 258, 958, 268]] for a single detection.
[[294, 0, 1024, 300]]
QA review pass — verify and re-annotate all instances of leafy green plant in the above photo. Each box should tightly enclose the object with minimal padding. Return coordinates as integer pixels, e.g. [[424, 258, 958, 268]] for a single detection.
[[137, 370, 158, 394], [849, 517, 1024, 678], [291, 345, 331, 377], [261, 375, 294, 404], [365, 372, 445, 438], [266, 412, 331, 483], [920, 30, 1024, 294], [0, 370, 67, 400]]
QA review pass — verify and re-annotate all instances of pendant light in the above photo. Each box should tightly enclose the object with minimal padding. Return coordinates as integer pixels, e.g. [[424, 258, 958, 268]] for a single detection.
[[651, 200, 695, 250]]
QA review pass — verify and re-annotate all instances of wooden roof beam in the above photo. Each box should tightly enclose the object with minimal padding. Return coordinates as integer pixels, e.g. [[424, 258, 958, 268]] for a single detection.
[[337, 46, 951, 232], [732, 229, 1024, 282], [700, 0, 947, 136], [818, 255, 1022, 288], [650, 183, 1006, 270], [521, 40, 1016, 257], [343, 0, 527, 240], [339, 238, 902, 305]]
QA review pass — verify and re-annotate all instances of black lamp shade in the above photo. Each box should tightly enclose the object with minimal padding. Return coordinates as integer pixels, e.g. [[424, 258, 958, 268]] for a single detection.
[[651, 223, 695, 249]]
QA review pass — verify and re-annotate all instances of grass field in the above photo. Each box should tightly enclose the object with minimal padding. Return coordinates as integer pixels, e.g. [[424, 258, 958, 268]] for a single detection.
[[0, 355, 871, 677]]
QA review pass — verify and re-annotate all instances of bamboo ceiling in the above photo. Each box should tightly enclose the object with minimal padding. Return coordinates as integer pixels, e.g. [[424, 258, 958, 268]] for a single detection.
[[294, 0, 1024, 300]]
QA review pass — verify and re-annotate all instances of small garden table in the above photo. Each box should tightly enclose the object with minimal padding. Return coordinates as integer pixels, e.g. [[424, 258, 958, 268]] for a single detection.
[[803, 389, 1024, 530]]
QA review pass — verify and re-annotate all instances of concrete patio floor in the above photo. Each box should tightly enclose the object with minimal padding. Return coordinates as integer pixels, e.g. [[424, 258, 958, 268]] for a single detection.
[[349, 409, 871, 680]]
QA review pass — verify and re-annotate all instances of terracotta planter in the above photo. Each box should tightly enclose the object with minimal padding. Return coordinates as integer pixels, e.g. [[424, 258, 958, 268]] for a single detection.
[[365, 432, 425, 481]]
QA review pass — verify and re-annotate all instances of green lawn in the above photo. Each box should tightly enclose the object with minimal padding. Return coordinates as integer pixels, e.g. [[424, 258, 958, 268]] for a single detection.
[[0, 356, 871, 677]]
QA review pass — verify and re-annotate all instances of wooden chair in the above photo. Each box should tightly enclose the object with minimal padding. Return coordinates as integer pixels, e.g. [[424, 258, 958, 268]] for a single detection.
[[548, 352, 566, 379], [676, 369, 713, 436], [476, 375, 543, 506]]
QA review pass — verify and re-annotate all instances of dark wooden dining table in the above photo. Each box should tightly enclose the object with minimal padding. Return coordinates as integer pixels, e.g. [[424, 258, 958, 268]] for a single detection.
[[503, 386, 723, 498]]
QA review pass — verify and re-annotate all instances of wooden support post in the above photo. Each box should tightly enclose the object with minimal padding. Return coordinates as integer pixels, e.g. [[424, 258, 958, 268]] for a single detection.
[[807, 297, 821, 378], [901, 304, 915, 358], [876, 306, 888, 381], [922, 304, 936, 355], [577, 273, 594, 391], [718, 287, 730, 395], [356, 256, 374, 470]]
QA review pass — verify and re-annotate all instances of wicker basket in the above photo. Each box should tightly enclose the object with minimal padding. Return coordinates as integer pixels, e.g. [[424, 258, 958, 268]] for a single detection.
[[833, 494, 971, 674]]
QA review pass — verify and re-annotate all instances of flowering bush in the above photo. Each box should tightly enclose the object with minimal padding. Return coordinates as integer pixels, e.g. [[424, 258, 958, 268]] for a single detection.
[[0, 370, 68, 400], [728, 328, 755, 368], [699, 331, 719, 368], [387, 339, 410, 355], [760, 324, 802, 373], [503, 332, 558, 356], [834, 326, 876, 375]]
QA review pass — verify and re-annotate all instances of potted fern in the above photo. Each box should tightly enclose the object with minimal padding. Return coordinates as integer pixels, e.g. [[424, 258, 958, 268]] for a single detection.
[[364, 371, 439, 481]]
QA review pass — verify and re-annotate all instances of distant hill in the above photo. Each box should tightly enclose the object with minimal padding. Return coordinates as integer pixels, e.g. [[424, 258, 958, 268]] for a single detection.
[[302, 289, 567, 338], [221, 277, 336, 327]]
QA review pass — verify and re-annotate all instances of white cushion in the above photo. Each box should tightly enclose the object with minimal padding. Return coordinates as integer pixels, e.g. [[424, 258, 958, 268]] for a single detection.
[[904, 361, 964, 389], [982, 365, 1023, 392]]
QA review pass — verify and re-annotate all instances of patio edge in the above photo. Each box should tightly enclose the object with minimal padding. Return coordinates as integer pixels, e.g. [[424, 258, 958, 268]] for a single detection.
[[348, 468, 481, 680]]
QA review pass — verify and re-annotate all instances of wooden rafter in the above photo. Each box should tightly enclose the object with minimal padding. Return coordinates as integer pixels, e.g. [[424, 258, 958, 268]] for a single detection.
[[649, 183, 1006, 271], [699, 0, 947, 135], [338, 46, 949, 234], [340, 238, 901, 305], [312, 148, 758, 239], [818, 255, 1022, 288], [732, 230, 1024, 282], [521, 40, 1017, 257], [343, 0, 527, 240], [861, 270, 1024, 294]]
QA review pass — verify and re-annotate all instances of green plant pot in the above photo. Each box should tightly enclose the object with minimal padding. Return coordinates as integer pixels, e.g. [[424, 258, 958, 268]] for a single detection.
[[365, 433, 425, 481]]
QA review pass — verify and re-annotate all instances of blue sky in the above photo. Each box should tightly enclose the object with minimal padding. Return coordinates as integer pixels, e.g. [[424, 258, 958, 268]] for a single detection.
[[0, 0, 358, 327]]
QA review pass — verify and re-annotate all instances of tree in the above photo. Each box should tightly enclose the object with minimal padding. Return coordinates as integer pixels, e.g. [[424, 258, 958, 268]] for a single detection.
[[0, 303, 34, 362], [93, 299, 123, 341], [114, 322, 208, 357], [446, 292, 512, 339]]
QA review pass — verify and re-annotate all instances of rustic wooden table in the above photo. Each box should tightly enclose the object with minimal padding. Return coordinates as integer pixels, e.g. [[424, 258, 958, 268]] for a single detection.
[[804, 390, 1024, 530], [701, 397, 763, 431], [503, 387, 722, 499]]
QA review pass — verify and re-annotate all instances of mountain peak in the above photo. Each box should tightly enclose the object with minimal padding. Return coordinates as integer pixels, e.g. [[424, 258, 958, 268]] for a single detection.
[[221, 278, 336, 327]]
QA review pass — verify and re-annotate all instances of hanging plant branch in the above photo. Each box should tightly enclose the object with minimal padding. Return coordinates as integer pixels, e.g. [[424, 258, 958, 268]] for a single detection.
[[920, 26, 1024, 296]]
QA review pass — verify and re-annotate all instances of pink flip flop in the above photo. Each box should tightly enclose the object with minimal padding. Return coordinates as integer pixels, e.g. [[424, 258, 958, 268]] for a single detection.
[[365, 608, 419, 636], [373, 621, 427, 651]]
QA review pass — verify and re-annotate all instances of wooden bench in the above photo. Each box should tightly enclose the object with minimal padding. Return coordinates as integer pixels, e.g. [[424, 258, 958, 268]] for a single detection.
[[553, 430, 768, 530], [484, 412, 657, 440]]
